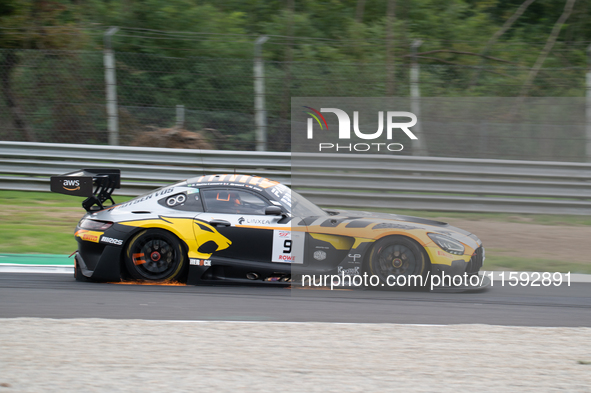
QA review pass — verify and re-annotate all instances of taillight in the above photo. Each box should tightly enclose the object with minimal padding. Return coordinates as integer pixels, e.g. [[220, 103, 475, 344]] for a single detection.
[[79, 219, 113, 230]]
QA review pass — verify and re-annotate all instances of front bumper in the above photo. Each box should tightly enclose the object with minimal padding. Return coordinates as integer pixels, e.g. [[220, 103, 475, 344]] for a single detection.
[[429, 246, 485, 276], [74, 244, 124, 282]]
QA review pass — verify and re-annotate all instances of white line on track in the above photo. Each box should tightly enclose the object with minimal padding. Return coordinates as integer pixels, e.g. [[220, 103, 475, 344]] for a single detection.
[[0, 265, 73, 274], [2, 265, 591, 282]]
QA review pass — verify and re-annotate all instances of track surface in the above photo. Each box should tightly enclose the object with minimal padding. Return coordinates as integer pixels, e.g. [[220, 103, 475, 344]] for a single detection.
[[1, 273, 590, 326]]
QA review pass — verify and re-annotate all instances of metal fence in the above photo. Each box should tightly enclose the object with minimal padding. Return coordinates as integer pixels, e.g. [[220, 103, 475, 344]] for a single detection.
[[2, 141, 590, 215], [1, 46, 589, 160]]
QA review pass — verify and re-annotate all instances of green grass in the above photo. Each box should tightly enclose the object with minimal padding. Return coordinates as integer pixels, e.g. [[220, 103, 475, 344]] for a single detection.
[[1, 190, 590, 274], [0, 190, 132, 255], [483, 255, 591, 274], [0, 190, 85, 207]]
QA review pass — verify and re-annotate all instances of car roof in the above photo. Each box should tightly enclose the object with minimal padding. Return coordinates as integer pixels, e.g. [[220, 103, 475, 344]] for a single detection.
[[185, 174, 281, 189]]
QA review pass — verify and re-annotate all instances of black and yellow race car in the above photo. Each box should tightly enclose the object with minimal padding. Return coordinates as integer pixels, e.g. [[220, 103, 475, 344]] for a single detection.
[[51, 169, 485, 288]]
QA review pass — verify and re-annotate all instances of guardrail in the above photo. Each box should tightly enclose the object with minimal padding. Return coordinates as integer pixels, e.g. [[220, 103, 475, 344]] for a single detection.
[[1, 141, 591, 215]]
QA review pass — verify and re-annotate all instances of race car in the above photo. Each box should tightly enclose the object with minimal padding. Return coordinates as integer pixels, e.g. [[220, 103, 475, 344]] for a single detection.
[[50, 169, 485, 288]]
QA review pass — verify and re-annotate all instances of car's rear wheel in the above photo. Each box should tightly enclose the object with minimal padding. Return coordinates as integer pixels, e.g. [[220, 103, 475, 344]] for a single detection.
[[367, 236, 429, 289], [124, 229, 187, 282]]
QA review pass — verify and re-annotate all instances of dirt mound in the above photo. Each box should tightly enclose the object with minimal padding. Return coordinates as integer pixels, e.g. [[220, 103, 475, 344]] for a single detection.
[[130, 127, 215, 149]]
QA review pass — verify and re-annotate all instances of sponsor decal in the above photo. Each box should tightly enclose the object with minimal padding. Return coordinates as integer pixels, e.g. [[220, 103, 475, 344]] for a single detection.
[[269, 184, 292, 208], [190, 259, 211, 266], [348, 254, 362, 262], [237, 217, 272, 225], [100, 236, 123, 246], [166, 194, 186, 207], [191, 175, 278, 188], [75, 230, 102, 243], [373, 223, 419, 230], [62, 179, 80, 191], [337, 266, 360, 275], [304, 106, 418, 152], [120, 217, 231, 260], [272, 230, 304, 264], [118, 188, 175, 209], [313, 250, 327, 261]]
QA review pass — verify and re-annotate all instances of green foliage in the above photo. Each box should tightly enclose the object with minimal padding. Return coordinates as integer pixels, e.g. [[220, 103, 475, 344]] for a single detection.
[[0, 0, 88, 49], [1, 0, 589, 153]]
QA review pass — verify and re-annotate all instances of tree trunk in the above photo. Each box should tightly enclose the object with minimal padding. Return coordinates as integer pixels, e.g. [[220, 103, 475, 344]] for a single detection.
[[356, 0, 366, 23], [385, 0, 396, 96], [519, 0, 576, 98], [280, 0, 294, 151], [470, 0, 537, 88], [0, 51, 36, 142]]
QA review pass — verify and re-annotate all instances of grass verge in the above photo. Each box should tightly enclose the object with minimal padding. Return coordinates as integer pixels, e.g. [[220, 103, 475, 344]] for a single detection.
[[1, 190, 589, 273], [0, 190, 132, 255], [483, 255, 591, 274]]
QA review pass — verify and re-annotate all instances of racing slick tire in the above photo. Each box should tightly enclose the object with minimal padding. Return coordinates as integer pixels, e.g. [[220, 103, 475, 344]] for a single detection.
[[124, 229, 188, 282], [366, 236, 430, 290]]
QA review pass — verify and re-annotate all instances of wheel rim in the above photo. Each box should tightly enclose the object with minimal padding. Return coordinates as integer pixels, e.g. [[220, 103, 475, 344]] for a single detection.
[[375, 243, 417, 277], [130, 234, 180, 280]]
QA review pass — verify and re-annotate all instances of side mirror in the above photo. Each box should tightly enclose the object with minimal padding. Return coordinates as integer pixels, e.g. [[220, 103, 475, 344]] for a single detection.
[[265, 205, 283, 216]]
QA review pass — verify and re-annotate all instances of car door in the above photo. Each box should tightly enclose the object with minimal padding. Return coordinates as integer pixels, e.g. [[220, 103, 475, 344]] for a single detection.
[[196, 188, 295, 263]]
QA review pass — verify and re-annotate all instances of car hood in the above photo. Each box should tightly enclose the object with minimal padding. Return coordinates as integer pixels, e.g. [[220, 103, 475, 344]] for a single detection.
[[327, 209, 482, 247]]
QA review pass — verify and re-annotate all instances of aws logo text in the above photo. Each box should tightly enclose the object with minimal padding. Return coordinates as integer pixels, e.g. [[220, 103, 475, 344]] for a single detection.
[[303, 107, 417, 152], [62, 179, 80, 191]]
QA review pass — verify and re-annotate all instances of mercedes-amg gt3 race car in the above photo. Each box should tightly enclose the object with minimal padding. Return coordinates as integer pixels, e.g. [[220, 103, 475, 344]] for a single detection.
[[51, 169, 485, 289]]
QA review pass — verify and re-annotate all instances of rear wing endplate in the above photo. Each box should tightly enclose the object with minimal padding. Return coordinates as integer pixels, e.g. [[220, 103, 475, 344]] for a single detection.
[[50, 169, 121, 212]]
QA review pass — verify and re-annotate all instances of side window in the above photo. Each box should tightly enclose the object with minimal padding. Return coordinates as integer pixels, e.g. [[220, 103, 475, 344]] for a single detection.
[[203, 189, 270, 215], [158, 191, 204, 212]]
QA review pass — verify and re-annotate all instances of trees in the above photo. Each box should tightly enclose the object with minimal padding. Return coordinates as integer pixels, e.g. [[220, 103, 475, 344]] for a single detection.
[[0, 0, 87, 141], [1, 0, 589, 150]]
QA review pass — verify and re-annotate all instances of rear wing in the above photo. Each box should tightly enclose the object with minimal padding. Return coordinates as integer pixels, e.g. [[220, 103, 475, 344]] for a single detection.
[[50, 169, 121, 212]]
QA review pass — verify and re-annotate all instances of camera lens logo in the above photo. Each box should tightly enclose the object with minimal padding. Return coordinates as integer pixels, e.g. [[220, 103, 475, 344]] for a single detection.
[[166, 194, 186, 207]]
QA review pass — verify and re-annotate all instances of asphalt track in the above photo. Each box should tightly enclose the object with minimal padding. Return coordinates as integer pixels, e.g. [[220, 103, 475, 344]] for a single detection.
[[0, 272, 590, 327]]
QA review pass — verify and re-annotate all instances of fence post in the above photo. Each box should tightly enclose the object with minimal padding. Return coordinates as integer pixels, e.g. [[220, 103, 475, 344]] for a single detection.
[[176, 105, 185, 129], [586, 44, 591, 162], [254, 35, 269, 152], [410, 39, 427, 156], [104, 27, 119, 146]]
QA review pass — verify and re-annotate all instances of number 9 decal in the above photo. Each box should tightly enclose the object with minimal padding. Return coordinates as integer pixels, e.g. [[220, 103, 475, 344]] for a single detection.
[[272, 230, 304, 264], [283, 239, 292, 254]]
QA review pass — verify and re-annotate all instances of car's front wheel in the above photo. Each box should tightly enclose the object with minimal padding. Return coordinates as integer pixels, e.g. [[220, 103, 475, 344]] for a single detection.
[[367, 236, 429, 289], [124, 229, 187, 282]]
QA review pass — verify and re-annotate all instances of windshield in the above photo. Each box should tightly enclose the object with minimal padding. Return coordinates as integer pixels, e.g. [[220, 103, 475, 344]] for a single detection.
[[265, 184, 328, 217]]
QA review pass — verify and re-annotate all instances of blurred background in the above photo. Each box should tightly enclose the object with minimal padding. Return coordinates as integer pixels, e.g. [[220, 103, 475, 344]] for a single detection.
[[1, 0, 590, 160]]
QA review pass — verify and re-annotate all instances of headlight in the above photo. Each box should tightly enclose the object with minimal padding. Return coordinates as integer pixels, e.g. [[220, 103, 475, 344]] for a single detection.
[[427, 233, 465, 255], [79, 219, 113, 231]]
